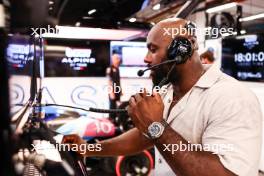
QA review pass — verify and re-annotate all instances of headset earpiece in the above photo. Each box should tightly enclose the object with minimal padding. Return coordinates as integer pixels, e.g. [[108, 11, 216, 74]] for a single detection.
[[166, 21, 197, 64], [167, 36, 193, 64]]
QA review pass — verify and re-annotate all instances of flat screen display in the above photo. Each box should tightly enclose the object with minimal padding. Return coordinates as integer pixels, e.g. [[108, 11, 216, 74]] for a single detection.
[[221, 34, 264, 81], [110, 41, 149, 78], [6, 35, 35, 76], [44, 39, 109, 77], [6, 35, 37, 113]]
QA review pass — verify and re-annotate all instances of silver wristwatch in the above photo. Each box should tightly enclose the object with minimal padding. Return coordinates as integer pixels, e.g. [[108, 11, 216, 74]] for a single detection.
[[144, 120, 168, 140]]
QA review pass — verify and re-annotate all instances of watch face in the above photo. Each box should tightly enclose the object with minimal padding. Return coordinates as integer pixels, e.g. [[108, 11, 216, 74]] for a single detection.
[[148, 122, 164, 138]]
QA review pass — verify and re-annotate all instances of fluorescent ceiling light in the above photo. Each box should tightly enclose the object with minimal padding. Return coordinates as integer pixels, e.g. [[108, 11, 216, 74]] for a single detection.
[[152, 3, 160, 10], [42, 26, 144, 40], [82, 16, 93, 19], [240, 30, 246, 34], [75, 22, 81, 27], [129, 17, 137, 23], [206, 2, 237, 13], [88, 9, 96, 15], [49, 1, 54, 5], [239, 13, 264, 22]]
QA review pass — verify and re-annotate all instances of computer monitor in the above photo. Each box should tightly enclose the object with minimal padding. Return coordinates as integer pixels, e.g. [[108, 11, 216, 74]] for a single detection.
[[6, 34, 41, 118], [43, 39, 109, 77], [221, 34, 264, 82], [110, 41, 150, 78]]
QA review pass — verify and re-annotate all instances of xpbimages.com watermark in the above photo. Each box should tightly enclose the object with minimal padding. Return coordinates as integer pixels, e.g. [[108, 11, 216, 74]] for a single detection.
[[163, 25, 234, 39], [162, 141, 234, 154], [105, 83, 168, 96], [31, 141, 102, 155], [30, 25, 59, 37]]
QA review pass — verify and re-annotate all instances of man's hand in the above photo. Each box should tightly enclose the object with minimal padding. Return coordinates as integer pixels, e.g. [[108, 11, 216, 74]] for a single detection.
[[62, 134, 87, 155], [127, 89, 164, 133]]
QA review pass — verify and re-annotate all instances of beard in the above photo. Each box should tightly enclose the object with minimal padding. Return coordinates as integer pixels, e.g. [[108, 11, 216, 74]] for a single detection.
[[151, 69, 168, 87], [151, 65, 180, 87]]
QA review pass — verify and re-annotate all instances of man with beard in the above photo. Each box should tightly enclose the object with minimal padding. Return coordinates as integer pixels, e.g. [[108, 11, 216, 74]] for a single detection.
[[63, 18, 262, 176]]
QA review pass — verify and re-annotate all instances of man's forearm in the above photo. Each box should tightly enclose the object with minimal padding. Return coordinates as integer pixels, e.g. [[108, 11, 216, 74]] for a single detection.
[[86, 128, 153, 157], [154, 126, 236, 176]]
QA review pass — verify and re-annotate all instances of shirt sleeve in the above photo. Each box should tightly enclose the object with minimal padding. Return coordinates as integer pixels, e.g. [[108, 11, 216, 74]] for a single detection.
[[202, 96, 262, 176]]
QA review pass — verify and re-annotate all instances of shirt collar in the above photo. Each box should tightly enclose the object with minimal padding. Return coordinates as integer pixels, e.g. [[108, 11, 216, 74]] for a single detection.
[[162, 64, 222, 91], [194, 64, 222, 89]]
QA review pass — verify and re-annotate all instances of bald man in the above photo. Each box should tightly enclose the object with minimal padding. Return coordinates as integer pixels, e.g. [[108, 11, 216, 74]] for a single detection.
[[63, 18, 262, 176]]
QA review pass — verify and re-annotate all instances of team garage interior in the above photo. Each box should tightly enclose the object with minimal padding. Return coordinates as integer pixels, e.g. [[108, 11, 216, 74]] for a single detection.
[[0, 0, 264, 175]]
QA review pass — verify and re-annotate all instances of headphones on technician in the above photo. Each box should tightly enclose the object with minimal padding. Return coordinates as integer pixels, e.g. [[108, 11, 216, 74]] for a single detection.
[[167, 21, 198, 64], [137, 21, 198, 78]]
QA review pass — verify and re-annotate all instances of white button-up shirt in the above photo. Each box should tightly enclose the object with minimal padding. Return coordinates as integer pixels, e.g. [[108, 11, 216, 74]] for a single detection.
[[155, 64, 263, 176]]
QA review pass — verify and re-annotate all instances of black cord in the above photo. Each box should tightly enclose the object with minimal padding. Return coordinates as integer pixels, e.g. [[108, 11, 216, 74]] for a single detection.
[[43, 104, 89, 111], [57, 0, 69, 23], [157, 62, 177, 88], [42, 104, 127, 114], [89, 107, 127, 113]]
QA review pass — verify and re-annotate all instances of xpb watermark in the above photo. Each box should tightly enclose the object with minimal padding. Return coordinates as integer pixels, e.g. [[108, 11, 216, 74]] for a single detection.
[[31, 25, 59, 37], [163, 141, 234, 154]]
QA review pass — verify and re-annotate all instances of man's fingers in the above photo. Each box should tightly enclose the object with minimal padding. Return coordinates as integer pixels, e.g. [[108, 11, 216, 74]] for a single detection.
[[139, 88, 147, 98], [62, 136, 75, 144], [127, 107, 141, 128], [153, 91, 162, 103], [127, 97, 142, 129], [127, 106, 131, 115], [129, 96, 136, 106], [62, 134, 78, 144], [134, 93, 142, 102]]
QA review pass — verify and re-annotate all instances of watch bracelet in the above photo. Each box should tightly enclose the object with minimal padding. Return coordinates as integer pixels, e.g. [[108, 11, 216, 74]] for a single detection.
[[143, 119, 169, 140]]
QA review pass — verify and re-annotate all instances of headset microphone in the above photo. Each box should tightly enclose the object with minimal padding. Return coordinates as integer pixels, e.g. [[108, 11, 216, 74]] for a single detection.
[[138, 21, 196, 77], [137, 60, 177, 77], [137, 70, 145, 77]]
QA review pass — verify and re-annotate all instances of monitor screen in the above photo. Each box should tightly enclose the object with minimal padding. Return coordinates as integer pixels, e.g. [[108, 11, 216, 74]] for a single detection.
[[221, 34, 264, 81], [6, 35, 34, 75], [44, 39, 109, 77], [110, 41, 149, 78], [6, 34, 37, 114]]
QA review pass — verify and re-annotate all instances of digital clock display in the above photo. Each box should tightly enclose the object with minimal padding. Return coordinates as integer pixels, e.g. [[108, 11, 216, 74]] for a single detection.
[[221, 35, 264, 81], [234, 52, 264, 63]]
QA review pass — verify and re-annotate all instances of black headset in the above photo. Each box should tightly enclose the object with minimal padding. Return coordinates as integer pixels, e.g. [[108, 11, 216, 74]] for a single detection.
[[137, 21, 197, 79], [166, 21, 197, 64]]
